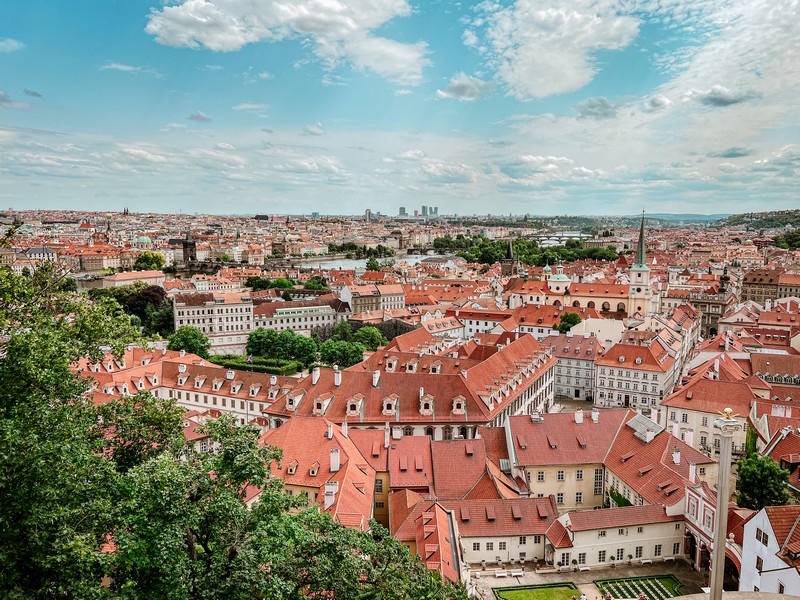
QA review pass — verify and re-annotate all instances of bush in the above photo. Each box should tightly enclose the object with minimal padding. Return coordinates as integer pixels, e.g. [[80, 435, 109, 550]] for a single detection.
[[208, 355, 301, 376]]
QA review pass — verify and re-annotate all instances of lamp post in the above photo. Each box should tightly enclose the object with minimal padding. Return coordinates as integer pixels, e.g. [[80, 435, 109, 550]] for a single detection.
[[710, 408, 741, 600]]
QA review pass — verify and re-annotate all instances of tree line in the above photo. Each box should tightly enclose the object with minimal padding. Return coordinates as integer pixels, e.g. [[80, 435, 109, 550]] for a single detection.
[[433, 235, 618, 266]]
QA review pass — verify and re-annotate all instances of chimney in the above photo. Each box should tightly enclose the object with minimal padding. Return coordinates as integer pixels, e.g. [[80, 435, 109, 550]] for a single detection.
[[342, 420, 348, 438], [713, 358, 720, 379], [384, 423, 390, 449], [672, 447, 681, 465], [591, 408, 599, 423], [312, 366, 320, 385], [372, 370, 380, 388], [162, 348, 167, 355], [689, 462, 697, 484], [574, 409, 584, 424], [419, 386, 424, 399], [685, 429, 694, 448], [180, 349, 186, 357], [324, 481, 338, 510], [671, 422, 680, 438], [649, 407, 658, 423], [334, 366, 342, 387], [270, 375, 277, 386], [327, 423, 333, 439], [645, 429, 655, 443], [330, 448, 340, 472]]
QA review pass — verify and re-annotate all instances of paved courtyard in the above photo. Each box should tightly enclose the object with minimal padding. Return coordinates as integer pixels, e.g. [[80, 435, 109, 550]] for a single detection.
[[470, 560, 707, 600]]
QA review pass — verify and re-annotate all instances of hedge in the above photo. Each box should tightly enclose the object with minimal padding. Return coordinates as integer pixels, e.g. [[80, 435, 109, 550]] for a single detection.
[[209, 355, 301, 376]]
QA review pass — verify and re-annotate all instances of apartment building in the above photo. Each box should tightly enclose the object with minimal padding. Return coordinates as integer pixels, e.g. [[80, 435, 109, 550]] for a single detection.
[[540, 332, 604, 401], [740, 506, 800, 595], [253, 295, 345, 336], [173, 291, 254, 355], [594, 341, 678, 411]]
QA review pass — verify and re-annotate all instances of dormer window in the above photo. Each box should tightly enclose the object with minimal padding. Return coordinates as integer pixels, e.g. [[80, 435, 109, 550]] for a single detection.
[[382, 396, 397, 416], [178, 375, 188, 386], [231, 382, 242, 394], [419, 394, 434, 416], [212, 379, 222, 391], [194, 375, 206, 388], [430, 361, 442, 375], [635, 357, 642, 365], [619, 356, 626, 363], [268, 388, 278, 400], [286, 459, 298, 475], [309, 462, 320, 477], [249, 384, 261, 397], [386, 357, 398, 372], [136, 379, 145, 391], [406, 361, 417, 373], [452, 396, 466, 414]]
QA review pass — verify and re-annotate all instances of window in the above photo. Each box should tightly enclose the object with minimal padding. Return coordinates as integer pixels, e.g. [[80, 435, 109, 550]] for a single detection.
[[762, 532, 769, 546], [537, 471, 545, 482], [637, 526, 643, 533], [619, 528, 625, 536], [519, 536, 527, 545], [473, 542, 480, 551], [779, 583, 785, 594], [578, 552, 586, 565], [375, 479, 383, 493], [560, 552, 571, 566], [533, 535, 541, 544], [594, 468, 604, 495], [673, 542, 681, 555], [699, 467, 706, 476], [576, 492, 583, 504], [675, 523, 682, 530], [598, 550, 606, 563], [375, 501, 385, 509], [616, 548, 624, 561], [755, 556, 763, 572], [635, 546, 643, 558], [700, 435, 707, 447], [576, 469, 584, 481], [654, 544, 662, 557], [499, 542, 506, 550], [557, 493, 564, 505], [598, 530, 607, 538], [669, 411, 676, 421], [701, 416, 708, 426], [558, 470, 565, 481], [486, 542, 494, 551], [681, 413, 688, 423]]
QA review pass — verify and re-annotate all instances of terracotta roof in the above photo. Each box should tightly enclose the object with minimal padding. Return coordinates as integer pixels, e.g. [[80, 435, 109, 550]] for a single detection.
[[442, 496, 558, 537], [565, 504, 680, 531], [546, 519, 573, 549]]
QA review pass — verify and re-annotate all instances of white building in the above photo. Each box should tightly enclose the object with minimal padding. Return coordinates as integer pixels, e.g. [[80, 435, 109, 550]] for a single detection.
[[740, 506, 800, 595], [253, 297, 345, 336], [541, 332, 604, 402], [173, 291, 255, 355]]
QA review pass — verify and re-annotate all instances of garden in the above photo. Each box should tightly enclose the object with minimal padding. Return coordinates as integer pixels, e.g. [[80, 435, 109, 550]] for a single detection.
[[593, 575, 683, 600], [493, 582, 579, 600]]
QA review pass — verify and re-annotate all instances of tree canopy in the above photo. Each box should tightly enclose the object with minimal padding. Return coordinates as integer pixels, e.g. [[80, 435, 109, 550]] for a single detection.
[[555, 311, 582, 333], [319, 339, 366, 368], [0, 267, 467, 599], [133, 250, 166, 271], [353, 326, 388, 351], [432, 235, 618, 266], [168, 326, 211, 359], [735, 454, 791, 510], [247, 328, 318, 367]]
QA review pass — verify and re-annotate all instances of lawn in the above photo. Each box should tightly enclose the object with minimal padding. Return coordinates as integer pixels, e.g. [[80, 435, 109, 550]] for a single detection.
[[593, 575, 683, 600], [493, 582, 579, 600]]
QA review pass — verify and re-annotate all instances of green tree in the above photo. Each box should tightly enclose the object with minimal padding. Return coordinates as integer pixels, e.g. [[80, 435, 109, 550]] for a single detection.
[[365, 257, 381, 271], [247, 327, 281, 357], [168, 326, 211, 359], [246, 276, 272, 291], [303, 275, 328, 290], [353, 326, 388, 351], [555, 311, 582, 333], [735, 454, 791, 510], [319, 340, 366, 368], [60, 276, 78, 292], [292, 336, 318, 367], [270, 278, 295, 289], [134, 250, 166, 271], [331, 321, 353, 342]]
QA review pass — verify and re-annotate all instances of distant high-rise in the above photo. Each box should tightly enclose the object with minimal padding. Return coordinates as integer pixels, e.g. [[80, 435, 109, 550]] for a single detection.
[[364, 209, 372, 223], [399, 206, 407, 216], [421, 206, 428, 217]]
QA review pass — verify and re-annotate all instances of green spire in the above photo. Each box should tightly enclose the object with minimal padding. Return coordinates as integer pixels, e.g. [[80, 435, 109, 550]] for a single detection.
[[634, 211, 648, 270]]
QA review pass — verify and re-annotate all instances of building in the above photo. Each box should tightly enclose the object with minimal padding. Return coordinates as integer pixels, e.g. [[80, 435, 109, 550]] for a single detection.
[[742, 269, 781, 304], [253, 296, 346, 336], [102, 270, 165, 288], [740, 506, 800, 595], [540, 332, 605, 401], [173, 291, 255, 355]]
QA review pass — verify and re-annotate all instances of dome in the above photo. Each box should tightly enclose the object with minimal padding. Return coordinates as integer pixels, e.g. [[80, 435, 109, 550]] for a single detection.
[[134, 235, 152, 244], [543, 264, 552, 273]]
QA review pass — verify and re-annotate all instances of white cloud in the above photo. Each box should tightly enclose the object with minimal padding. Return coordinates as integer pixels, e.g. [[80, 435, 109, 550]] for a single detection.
[[476, 0, 640, 99], [233, 102, 269, 111], [421, 161, 477, 184], [302, 122, 324, 136], [498, 154, 574, 180], [435, 72, 494, 101], [146, 0, 429, 85], [100, 62, 161, 77], [574, 96, 618, 119], [641, 94, 672, 113], [119, 146, 168, 163], [684, 85, 760, 107], [188, 111, 211, 122], [395, 88, 413, 96], [216, 142, 237, 150], [0, 38, 25, 53]]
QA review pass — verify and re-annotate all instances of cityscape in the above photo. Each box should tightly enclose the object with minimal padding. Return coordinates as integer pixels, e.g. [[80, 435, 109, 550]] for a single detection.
[[3, 0, 800, 599]]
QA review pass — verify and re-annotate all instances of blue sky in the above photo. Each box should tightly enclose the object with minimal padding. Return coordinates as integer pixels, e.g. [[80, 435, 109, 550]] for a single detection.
[[1, 0, 798, 216]]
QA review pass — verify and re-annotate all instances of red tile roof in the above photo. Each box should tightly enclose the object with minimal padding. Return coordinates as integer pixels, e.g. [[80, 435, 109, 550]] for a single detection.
[[564, 504, 681, 531]]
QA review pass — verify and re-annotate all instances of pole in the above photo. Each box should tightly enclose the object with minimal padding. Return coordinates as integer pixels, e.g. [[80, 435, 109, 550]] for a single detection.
[[710, 408, 741, 600]]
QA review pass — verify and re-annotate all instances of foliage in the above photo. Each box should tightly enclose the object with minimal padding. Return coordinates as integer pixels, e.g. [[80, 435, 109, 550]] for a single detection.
[[365, 257, 382, 271], [133, 250, 166, 271], [353, 326, 388, 351], [168, 326, 211, 359], [493, 582, 578, 600], [555, 311, 582, 333], [716, 209, 800, 230], [327, 242, 394, 259], [319, 339, 366, 368], [246, 328, 318, 367], [245, 276, 296, 291], [432, 235, 618, 266], [208, 355, 301, 376], [735, 454, 790, 510], [773, 229, 800, 250], [303, 275, 328, 290], [60, 276, 78, 292], [593, 575, 682, 599], [608, 488, 632, 507], [88, 282, 173, 337], [745, 427, 758, 457], [0, 268, 467, 599]]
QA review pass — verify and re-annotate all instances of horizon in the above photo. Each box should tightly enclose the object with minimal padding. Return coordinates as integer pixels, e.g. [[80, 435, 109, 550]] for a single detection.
[[2, 0, 799, 214]]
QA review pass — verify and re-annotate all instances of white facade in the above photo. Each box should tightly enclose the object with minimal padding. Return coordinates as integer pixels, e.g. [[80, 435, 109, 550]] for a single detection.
[[173, 293, 254, 355], [254, 303, 343, 336], [595, 364, 670, 410], [740, 509, 800, 595], [460, 534, 547, 566]]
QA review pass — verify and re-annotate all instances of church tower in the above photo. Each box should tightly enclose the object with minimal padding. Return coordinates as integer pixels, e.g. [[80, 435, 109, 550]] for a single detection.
[[628, 213, 652, 315]]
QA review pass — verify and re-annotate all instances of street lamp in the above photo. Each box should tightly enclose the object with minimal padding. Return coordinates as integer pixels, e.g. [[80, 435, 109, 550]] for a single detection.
[[710, 408, 741, 600]]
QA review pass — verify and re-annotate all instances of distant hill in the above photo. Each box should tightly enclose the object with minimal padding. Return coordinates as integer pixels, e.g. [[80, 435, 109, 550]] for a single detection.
[[714, 209, 800, 230], [643, 213, 729, 222]]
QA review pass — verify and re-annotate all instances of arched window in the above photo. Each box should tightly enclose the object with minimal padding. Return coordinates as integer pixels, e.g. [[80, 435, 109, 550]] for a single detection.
[[443, 426, 453, 440], [572, 300, 580, 307], [553, 300, 562, 307], [403, 426, 413, 437], [602, 302, 611, 311], [425, 426, 434, 437], [459, 426, 468, 439], [617, 302, 626, 312], [588, 301, 595, 309]]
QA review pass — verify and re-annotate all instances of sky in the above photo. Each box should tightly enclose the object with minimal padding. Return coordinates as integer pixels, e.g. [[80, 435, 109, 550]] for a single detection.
[[1, 0, 799, 216]]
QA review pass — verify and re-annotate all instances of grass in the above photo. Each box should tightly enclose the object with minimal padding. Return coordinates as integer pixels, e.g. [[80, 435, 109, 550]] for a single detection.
[[593, 575, 683, 599], [493, 582, 579, 600]]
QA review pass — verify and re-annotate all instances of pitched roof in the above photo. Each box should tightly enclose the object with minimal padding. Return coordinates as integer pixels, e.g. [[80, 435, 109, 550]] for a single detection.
[[565, 504, 680, 531]]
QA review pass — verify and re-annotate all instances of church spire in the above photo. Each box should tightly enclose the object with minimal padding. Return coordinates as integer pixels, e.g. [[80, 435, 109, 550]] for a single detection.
[[633, 211, 648, 270]]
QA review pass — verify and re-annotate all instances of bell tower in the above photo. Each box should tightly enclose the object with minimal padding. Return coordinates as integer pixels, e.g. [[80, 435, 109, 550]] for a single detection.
[[628, 212, 652, 315]]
